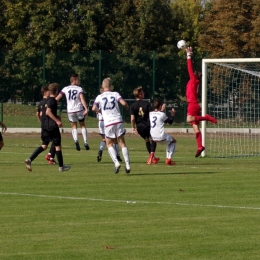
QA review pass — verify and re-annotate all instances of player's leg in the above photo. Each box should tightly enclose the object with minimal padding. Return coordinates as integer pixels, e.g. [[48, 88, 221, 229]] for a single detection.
[[52, 129, 70, 172], [78, 112, 90, 150], [113, 139, 122, 162], [116, 125, 130, 173], [46, 142, 56, 164], [165, 135, 177, 165], [105, 125, 121, 173], [187, 103, 217, 124], [71, 122, 80, 151], [192, 124, 205, 157], [0, 132, 4, 150], [25, 144, 48, 171], [97, 121, 106, 162], [25, 129, 49, 171]]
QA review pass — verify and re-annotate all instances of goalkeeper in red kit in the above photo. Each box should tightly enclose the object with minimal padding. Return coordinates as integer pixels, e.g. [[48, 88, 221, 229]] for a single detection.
[[185, 47, 217, 157]]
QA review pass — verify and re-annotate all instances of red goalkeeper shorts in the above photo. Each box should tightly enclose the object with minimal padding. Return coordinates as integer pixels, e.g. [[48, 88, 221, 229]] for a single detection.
[[187, 103, 201, 125]]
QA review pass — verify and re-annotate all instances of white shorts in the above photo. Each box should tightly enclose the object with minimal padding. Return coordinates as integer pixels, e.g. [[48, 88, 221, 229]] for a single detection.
[[99, 120, 105, 135], [105, 123, 125, 139], [153, 133, 173, 145], [67, 111, 85, 122]]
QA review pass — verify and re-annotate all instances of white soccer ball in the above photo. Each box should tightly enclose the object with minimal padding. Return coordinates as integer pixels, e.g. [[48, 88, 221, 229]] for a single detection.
[[177, 40, 187, 49]]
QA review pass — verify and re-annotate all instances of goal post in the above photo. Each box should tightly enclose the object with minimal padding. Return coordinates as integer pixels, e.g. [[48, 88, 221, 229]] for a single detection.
[[201, 58, 260, 158]]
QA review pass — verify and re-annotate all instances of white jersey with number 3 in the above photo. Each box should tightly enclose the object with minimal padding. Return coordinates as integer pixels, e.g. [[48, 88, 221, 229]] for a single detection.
[[93, 91, 123, 127], [60, 85, 84, 113], [149, 111, 168, 141]]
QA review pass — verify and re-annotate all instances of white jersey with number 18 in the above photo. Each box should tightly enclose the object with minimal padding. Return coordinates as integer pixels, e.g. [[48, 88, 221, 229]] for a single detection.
[[60, 85, 84, 113], [93, 91, 123, 127]]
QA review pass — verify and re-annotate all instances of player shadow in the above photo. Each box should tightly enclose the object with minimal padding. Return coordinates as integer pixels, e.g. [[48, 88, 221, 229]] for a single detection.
[[129, 171, 217, 176]]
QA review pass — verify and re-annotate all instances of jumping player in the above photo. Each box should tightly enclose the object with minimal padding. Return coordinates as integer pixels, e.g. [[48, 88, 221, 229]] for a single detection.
[[92, 78, 130, 173], [56, 73, 90, 151], [185, 46, 217, 157], [149, 100, 177, 165], [96, 88, 122, 162]]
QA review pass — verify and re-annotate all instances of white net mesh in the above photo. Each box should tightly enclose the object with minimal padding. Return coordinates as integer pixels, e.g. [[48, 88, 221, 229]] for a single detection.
[[204, 61, 260, 158]]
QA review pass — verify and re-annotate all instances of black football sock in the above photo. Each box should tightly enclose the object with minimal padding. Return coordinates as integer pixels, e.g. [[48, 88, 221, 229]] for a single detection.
[[50, 142, 56, 159], [145, 141, 151, 153], [150, 140, 157, 153], [30, 146, 45, 161], [56, 150, 63, 167]]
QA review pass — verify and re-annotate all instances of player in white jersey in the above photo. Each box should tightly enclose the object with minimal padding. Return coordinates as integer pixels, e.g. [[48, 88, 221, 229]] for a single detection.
[[92, 78, 130, 173], [149, 100, 177, 166], [56, 73, 90, 151], [96, 88, 122, 162]]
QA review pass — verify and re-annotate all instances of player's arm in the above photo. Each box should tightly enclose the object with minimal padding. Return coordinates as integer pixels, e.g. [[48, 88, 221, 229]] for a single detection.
[[79, 93, 88, 116], [55, 93, 63, 102], [46, 108, 62, 127], [186, 47, 196, 80], [92, 103, 101, 114], [119, 99, 129, 110], [0, 121, 7, 132], [165, 109, 176, 125], [130, 115, 137, 134]]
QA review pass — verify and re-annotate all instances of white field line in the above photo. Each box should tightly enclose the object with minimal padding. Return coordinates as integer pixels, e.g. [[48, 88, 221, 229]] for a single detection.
[[0, 192, 260, 210]]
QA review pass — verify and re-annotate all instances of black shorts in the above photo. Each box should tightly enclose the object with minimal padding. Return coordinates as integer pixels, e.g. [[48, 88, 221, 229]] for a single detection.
[[136, 123, 151, 140], [0, 132, 2, 142], [41, 127, 61, 146]]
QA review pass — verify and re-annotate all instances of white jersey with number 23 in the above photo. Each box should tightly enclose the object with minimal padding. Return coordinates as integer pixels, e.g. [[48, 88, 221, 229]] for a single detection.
[[93, 91, 123, 127]]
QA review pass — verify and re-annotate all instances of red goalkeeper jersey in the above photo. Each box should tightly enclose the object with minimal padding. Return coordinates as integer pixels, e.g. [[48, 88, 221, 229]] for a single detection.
[[186, 58, 200, 103]]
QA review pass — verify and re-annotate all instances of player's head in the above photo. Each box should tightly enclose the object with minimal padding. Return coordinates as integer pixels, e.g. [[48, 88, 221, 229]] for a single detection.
[[194, 71, 202, 81], [70, 73, 80, 85], [133, 86, 144, 99], [153, 99, 162, 110], [100, 87, 104, 94], [48, 83, 59, 96], [102, 78, 112, 90], [41, 86, 49, 97]]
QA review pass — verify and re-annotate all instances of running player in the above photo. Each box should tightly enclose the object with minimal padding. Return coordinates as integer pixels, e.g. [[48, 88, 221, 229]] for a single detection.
[[185, 46, 217, 157], [92, 78, 130, 173], [25, 83, 70, 172], [149, 100, 177, 166], [56, 73, 89, 151], [36, 86, 56, 164]]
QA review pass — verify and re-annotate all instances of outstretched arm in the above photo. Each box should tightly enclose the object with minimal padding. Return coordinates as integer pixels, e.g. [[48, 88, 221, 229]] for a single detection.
[[186, 47, 196, 80], [119, 99, 129, 110]]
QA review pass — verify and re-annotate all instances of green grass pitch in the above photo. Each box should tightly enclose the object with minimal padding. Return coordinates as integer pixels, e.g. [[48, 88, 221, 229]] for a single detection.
[[0, 133, 260, 260]]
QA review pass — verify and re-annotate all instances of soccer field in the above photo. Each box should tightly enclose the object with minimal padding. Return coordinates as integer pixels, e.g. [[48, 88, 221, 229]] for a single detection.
[[0, 133, 260, 260]]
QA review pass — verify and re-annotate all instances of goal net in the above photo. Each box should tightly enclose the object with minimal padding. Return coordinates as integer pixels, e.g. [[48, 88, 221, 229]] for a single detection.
[[201, 58, 260, 158]]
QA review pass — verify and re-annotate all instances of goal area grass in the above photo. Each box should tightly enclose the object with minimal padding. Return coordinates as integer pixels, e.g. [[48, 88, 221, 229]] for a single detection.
[[0, 133, 260, 259]]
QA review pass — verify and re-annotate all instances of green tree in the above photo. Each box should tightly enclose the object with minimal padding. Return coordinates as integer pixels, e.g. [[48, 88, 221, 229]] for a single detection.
[[198, 0, 257, 58]]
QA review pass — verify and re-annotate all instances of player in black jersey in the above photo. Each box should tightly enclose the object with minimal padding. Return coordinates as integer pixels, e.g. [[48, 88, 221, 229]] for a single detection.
[[25, 83, 70, 172], [36, 86, 56, 164], [130, 86, 159, 164], [0, 121, 7, 150]]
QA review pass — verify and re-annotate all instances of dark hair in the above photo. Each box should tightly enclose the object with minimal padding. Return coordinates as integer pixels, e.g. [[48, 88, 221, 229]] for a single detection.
[[40, 86, 48, 96], [194, 71, 202, 80], [153, 99, 162, 109], [70, 73, 79, 83], [48, 83, 59, 95]]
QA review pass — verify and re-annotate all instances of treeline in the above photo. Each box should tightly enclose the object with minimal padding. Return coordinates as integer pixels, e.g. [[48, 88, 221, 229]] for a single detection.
[[0, 0, 260, 104]]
